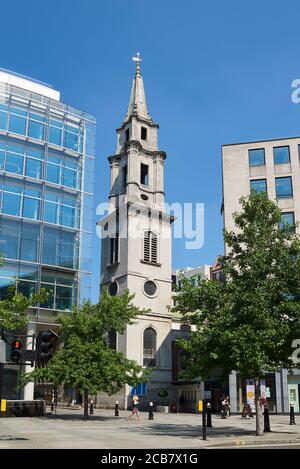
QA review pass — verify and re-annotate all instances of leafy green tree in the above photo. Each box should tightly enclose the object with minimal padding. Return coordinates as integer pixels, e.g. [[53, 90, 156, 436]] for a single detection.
[[21, 289, 150, 419], [0, 253, 47, 333], [174, 191, 300, 436], [0, 287, 49, 332]]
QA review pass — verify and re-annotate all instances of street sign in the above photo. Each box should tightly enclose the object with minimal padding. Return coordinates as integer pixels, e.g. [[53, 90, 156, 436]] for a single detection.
[[1, 399, 7, 412]]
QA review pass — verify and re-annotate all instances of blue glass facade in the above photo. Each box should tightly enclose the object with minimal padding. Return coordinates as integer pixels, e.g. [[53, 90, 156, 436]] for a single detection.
[[0, 75, 95, 316]]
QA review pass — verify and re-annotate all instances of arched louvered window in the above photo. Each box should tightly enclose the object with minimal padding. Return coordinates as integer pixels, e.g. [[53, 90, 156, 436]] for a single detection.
[[108, 329, 117, 350], [109, 233, 119, 265], [143, 328, 156, 367], [143, 231, 158, 263]]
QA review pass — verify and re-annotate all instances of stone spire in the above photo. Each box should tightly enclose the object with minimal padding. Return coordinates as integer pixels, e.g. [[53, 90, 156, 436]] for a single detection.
[[124, 53, 152, 123]]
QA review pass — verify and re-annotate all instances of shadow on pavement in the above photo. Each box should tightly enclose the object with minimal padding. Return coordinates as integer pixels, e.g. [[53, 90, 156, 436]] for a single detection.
[[126, 423, 256, 439], [46, 413, 127, 422], [0, 435, 28, 441]]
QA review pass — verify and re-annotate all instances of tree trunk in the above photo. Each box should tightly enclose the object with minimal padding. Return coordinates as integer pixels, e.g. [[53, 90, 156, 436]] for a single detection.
[[255, 378, 263, 436], [83, 390, 89, 420]]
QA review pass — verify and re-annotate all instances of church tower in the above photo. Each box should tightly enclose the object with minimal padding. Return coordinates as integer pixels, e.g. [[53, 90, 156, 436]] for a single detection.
[[99, 55, 175, 407]]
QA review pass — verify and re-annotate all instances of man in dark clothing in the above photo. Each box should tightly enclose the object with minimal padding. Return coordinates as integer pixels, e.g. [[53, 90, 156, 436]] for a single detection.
[[179, 393, 185, 413]]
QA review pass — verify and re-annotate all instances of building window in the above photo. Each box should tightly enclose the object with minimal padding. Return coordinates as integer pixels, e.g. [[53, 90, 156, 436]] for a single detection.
[[6, 151, 24, 175], [130, 383, 148, 396], [274, 146, 290, 165], [46, 154, 61, 185], [108, 330, 117, 349], [19, 223, 40, 262], [141, 163, 149, 186], [44, 189, 78, 228], [42, 227, 78, 269], [25, 158, 42, 179], [108, 280, 118, 296], [143, 231, 158, 263], [123, 165, 127, 190], [280, 212, 295, 231], [64, 122, 80, 152], [2, 185, 22, 216], [28, 113, 45, 140], [143, 280, 158, 297], [125, 128, 130, 142], [0, 178, 42, 222], [143, 328, 156, 367], [39, 271, 77, 311], [23, 196, 40, 220], [46, 152, 79, 189], [17, 280, 36, 299], [49, 118, 63, 146], [0, 219, 20, 259], [0, 103, 8, 130], [180, 324, 191, 332], [9, 107, 27, 135], [109, 234, 119, 265], [250, 179, 267, 193], [249, 148, 265, 166], [56, 285, 73, 311], [141, 127, 147, 140], [275, 177, 293, 198]]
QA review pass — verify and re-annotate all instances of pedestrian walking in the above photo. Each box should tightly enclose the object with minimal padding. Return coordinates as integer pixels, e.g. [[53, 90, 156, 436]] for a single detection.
[[225, 395, 231, 416], [241, 402, 254, 419], [179, 393, 185, 413], [220, 397, 227, 418], [128, 395, 140, 420]]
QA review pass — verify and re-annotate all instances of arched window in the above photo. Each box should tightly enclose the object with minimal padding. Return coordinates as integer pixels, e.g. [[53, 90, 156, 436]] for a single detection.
[[143, 231, 158, 263], [108, 329, 117, 350], [143, 328, 156, 367], [178, 350, 191, 373]]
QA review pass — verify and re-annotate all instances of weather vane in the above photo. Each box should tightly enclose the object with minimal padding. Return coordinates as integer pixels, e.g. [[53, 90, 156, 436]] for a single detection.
[[132, 52, 142, 74]]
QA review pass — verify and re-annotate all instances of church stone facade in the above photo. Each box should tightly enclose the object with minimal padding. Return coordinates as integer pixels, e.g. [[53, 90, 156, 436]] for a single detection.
[[97, 57, 178, 409]]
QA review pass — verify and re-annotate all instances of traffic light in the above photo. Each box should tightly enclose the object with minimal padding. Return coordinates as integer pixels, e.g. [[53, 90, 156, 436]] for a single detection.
[[10, 339, 23, 362], [37, 330, 58, 365]]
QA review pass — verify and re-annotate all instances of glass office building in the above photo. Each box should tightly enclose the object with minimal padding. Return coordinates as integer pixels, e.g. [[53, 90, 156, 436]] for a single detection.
[[0, 69, 96, 326]]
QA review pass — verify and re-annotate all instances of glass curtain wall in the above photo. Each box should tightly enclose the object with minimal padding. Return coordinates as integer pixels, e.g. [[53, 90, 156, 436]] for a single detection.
[[0, 79, 95, 314]]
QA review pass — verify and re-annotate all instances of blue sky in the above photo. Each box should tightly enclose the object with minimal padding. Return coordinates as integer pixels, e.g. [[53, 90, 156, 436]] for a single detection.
[[1, 0, 300, 301]]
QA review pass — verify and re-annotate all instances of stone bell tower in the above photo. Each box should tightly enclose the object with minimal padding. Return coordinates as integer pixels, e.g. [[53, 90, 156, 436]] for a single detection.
[[99, 54, 175, 408]]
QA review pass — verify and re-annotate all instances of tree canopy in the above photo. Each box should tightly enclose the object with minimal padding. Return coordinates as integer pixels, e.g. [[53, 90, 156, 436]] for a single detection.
[[21, 289, 150, 418], [174, 191, 300, 434], [0, 282, 48, 333]]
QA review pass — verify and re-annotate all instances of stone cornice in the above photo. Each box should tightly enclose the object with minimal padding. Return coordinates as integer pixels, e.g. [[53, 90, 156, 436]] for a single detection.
[[127, 201, 174, 223], [116, 114, 159, 131], [108, 140, 166, 162], [108, 154, 122, 164]]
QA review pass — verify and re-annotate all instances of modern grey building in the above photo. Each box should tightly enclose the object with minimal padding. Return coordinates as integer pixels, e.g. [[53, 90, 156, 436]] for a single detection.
[[0, 68, 96, 400], [222, 136, 300, 413], [172, 264, 211, 289]]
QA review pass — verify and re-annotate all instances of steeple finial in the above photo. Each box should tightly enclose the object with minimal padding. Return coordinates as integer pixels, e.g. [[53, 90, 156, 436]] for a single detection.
[[123, 53, 153, 123], [132, 52, 142, 75]]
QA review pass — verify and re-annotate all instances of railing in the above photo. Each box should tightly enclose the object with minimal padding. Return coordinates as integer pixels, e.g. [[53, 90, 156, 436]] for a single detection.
[[0, 67, 54, 89]]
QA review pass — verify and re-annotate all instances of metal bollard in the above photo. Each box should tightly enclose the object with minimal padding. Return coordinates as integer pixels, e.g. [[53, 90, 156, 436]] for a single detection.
[[51, 400, 54, 412], [149, 401, 154, 420], [263, 407, 271, 432], [202, 401, 207, 440], [290, 405, 296, 425], [115, 400, 119, 417], [89, 399, 94, 415], [207, 402, 212, 428]]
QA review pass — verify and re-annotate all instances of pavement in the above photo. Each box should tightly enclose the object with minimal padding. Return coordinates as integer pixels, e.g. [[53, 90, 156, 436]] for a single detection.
[[0, 407, 300, 449]]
